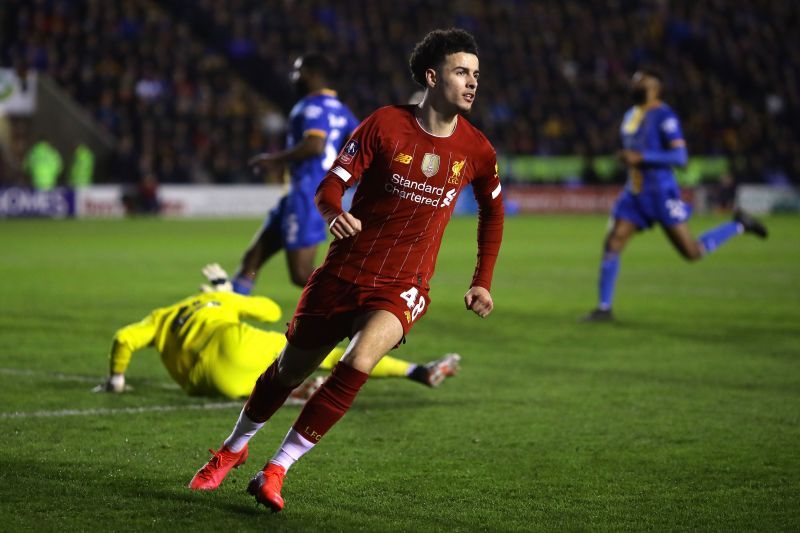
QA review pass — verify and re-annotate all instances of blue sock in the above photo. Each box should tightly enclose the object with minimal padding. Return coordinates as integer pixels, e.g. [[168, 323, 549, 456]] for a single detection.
[[598, 251, 620, 310], [232, 274, 254, 295], [698, 221, 742, 254]]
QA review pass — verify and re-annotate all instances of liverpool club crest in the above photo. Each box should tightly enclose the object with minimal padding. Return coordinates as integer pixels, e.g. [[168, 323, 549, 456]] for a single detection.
[[448, 158, 466, 184]]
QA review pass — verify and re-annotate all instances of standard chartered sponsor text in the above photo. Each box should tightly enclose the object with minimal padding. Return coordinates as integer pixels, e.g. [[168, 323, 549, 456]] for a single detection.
[[385, 173, 445, 206]]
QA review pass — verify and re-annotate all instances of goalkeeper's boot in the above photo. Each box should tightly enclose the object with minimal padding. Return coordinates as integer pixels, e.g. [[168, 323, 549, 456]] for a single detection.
[[580, 308, 615, 322], [410, 353, 461, 387], [188, 443, 249, 490], [734, 209, 768, 239], [247, 463, 286, 512]]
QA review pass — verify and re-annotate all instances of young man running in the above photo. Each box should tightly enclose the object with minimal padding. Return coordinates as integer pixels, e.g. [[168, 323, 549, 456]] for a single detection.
[[189, 29, 504, 512], [583, 68, 767, 321]]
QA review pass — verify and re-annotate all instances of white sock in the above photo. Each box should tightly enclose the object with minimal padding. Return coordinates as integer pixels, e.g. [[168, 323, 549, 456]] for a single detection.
[[223, 409, 264, 452], [269, 428, 316, 472]]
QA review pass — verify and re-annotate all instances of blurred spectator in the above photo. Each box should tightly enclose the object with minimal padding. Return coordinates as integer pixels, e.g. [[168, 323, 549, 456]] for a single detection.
[[0, 109, 10, 182], [122, 173, 160, 215], [2, 0, 283, 184], [69, 143, 94, 187], [580, 155, 601, 185], [707, 172, 737, 213], [24, 139, 62, 190], [161, 0, 797, 184], [2, 0, 798, 184]]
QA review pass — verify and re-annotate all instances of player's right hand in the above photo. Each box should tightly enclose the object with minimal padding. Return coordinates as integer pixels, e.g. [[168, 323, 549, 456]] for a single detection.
[[329, 212, 362, 240], [617, 149, 643, 166], [92, 373, 127, 393], [248, 152, 277, 171]]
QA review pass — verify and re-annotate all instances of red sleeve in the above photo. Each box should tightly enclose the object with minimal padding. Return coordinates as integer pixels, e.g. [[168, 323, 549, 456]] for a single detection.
[[315, 177, 347, 225], [315, 110, 381, 225], [470, 150, 504, 291]]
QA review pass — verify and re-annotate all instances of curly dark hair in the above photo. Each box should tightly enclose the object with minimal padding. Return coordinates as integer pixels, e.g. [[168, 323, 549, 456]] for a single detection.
[[408, 28, 479, 87], [299, 52, 333, 79]]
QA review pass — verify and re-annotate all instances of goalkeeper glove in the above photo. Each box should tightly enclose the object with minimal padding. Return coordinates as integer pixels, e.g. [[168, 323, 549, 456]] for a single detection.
[[200, 263, 233, 293], [92, 373, 127, 393]]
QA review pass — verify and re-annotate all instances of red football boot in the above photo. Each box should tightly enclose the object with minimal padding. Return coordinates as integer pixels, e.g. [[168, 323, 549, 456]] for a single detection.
[[247, 462, 286, 512], [188, 444, 249, 490]]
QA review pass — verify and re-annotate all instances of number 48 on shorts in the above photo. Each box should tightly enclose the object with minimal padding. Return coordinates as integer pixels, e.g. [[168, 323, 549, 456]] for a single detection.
[[399, 287, 426, 322]]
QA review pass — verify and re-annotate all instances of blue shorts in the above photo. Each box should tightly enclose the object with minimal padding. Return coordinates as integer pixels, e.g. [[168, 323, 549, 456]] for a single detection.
[[612, 186, 692, 229], [263, 189, 327, 250]]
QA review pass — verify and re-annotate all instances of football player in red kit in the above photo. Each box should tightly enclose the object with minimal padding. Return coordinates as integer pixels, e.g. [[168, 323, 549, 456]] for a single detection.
[[189, 28, 504, 512]]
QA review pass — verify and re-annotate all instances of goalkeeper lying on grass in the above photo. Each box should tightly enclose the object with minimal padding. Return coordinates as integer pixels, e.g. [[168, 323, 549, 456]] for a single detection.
[[95, 264, 460, 402]]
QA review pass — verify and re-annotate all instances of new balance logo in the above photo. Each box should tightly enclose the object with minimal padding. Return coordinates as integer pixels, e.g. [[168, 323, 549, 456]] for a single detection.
[[394, 153, 413, 164]]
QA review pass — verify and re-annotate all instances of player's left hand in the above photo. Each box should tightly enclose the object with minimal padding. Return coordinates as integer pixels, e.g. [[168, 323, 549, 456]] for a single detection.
[[617, 149, 643, 166], [200, 263, 233, 293], [464, 286, 493, 318]]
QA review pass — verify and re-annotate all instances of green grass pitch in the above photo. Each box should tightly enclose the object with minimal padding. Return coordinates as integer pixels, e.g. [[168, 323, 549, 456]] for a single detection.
[[0, 214, 798, 531]]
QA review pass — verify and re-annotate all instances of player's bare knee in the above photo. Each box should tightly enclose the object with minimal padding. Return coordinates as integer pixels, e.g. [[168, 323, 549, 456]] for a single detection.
[[340, 349, 382, 375], [605, 234, 626, 253], [276, 342, 336, 386]]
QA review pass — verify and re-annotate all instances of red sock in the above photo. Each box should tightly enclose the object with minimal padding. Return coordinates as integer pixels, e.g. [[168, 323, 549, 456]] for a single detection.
[[292, 362, 369, 443], [244, 361, 295, 423]]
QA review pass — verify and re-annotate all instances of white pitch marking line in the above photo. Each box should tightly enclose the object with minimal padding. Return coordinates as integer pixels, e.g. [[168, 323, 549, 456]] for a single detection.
[[0, 402, 242, 419], [0, 367, 180, 390]]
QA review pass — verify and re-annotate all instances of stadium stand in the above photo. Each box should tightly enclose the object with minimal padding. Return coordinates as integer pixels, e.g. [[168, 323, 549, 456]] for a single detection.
[[1, 0, 285, 184], [1, 0, 797, 186]]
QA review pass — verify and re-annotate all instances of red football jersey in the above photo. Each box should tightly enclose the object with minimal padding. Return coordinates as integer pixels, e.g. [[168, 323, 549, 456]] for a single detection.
[[315, 105, 504, 291]]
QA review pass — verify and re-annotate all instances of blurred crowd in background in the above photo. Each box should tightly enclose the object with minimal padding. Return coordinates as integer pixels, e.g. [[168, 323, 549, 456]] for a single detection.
[[1, 0, 797, 187]]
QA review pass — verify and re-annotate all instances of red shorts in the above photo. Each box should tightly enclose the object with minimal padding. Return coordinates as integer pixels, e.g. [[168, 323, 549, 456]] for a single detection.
[[285, 269, 431, 349]]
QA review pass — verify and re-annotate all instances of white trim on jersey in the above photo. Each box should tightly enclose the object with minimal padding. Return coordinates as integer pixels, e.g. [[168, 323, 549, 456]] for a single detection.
[[331, 165, 352, 182], [491, 183, 502, 199]]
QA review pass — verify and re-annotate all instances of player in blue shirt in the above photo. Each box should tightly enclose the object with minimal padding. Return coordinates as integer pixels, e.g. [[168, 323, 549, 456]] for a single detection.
[[583, 68, 767, 321], [232, 53, 359, 293]]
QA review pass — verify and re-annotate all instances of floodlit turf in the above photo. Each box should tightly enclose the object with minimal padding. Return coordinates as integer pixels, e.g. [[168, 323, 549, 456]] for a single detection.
[[1, 214, 798, 531]]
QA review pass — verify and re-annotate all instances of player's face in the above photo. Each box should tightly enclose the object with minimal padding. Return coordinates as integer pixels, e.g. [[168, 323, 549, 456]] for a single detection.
[[436, 52, 479, 113], [630, 72, 659, 105]]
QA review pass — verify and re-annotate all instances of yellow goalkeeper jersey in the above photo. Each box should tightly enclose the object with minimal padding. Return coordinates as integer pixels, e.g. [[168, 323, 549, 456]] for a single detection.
[[110, 292, 283, 396]]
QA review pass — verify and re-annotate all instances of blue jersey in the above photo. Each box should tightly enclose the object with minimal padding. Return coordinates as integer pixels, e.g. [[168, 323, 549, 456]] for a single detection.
[[613, 103, 691, 229], [286, 90, 359, 195], [261, 90, 358, 251], [620, 103, 685, 194]]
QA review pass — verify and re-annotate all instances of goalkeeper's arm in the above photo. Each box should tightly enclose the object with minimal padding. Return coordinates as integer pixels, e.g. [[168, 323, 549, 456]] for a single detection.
[[94, 318, 155, 393]]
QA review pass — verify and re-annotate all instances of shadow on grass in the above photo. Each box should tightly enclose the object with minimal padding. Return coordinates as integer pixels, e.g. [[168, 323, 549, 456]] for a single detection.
[[0, 456, 310, 531], [494, 306, 799, 357], [0, 455, 494, 532]]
